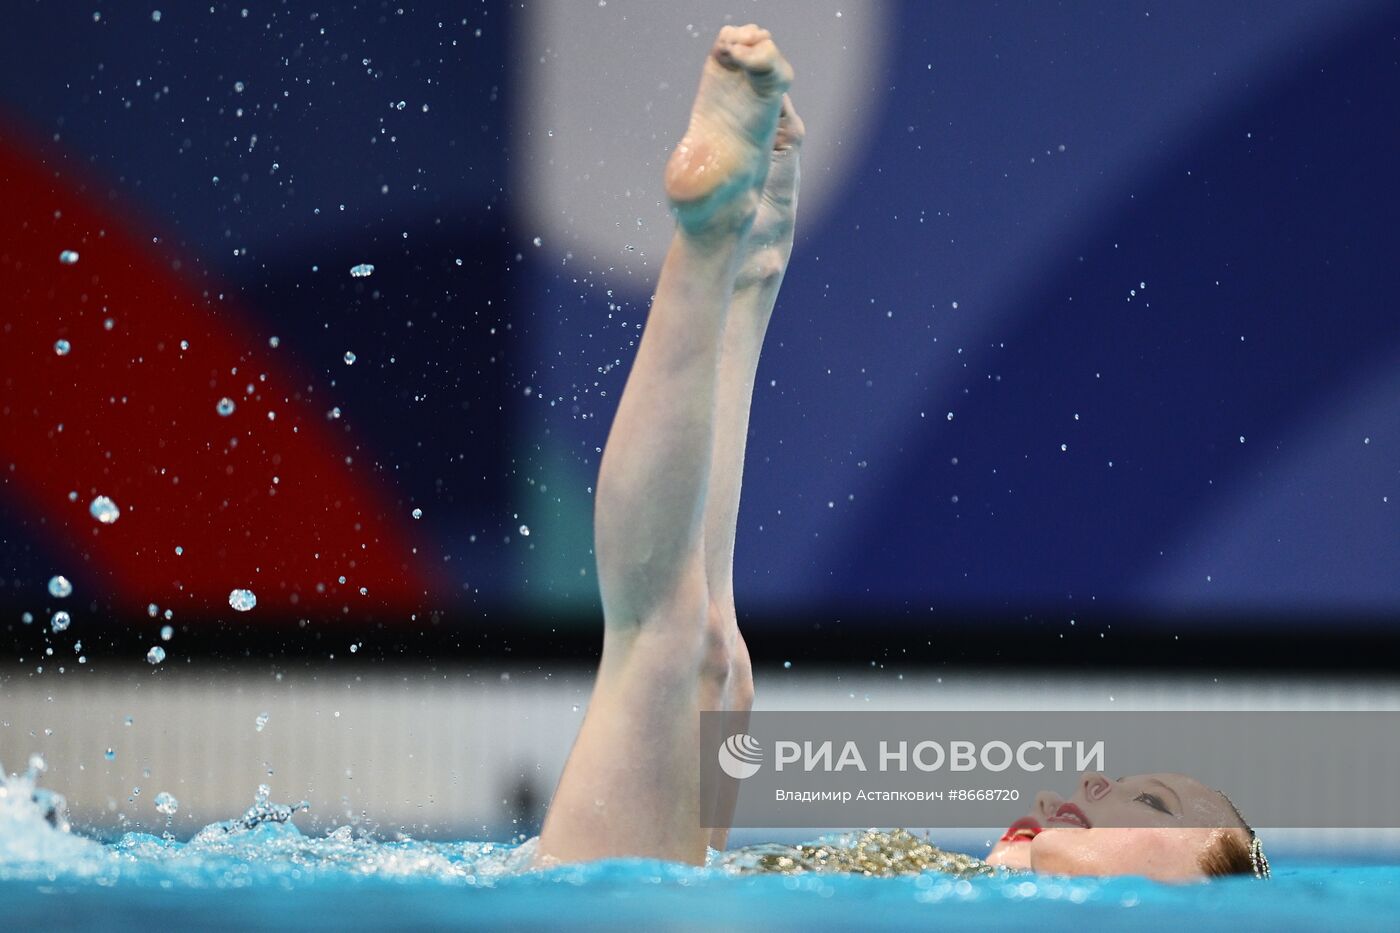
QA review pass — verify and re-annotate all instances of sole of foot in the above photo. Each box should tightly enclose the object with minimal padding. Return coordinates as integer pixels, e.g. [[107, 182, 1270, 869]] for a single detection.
[[664, 24, 794, 235]]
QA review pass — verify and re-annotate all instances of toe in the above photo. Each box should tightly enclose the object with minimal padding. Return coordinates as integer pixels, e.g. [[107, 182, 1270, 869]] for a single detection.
[[727, 37, 791, 83], [733, 24, 771, 45]]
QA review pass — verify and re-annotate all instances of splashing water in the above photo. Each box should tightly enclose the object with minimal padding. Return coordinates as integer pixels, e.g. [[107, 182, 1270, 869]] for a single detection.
[[0, 755, 80, 869], [89, 496, 121, 524], [228, 589, 257, 612]]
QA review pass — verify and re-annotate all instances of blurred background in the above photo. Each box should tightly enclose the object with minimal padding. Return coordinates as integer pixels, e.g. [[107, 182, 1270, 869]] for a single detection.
[[1, 1, 1397, 845]]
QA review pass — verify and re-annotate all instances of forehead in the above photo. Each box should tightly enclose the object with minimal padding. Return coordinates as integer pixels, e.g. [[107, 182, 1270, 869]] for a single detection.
[[1130, 772, 1241, 825]]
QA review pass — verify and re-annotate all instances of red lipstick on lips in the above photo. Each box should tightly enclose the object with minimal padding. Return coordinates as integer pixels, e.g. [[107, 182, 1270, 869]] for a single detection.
[[999, 817, 1042, 843], [1048, 802, 1092, 829]]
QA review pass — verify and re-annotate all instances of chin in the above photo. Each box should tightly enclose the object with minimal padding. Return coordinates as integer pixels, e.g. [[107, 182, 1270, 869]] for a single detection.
[[986, 843, 1033, 871]]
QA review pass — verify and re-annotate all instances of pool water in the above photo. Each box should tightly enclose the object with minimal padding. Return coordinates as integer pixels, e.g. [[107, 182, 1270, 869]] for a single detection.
[[3, 773, 1396, 931]]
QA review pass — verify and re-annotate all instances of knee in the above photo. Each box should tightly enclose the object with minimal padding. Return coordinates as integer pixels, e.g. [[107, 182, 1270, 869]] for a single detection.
[[701, 602, 753, 709], [700, 603, 737, 679], [728, 647, 755, 712]]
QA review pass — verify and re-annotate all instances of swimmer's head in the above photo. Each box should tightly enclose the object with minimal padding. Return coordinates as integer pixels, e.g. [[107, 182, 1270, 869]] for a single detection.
[[984, 771, 1264, 882]]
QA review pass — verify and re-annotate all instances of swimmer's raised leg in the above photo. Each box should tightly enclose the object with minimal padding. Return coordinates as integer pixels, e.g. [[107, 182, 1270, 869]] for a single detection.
[[537, 25, 792, 866], [702, 94, 804, 850]]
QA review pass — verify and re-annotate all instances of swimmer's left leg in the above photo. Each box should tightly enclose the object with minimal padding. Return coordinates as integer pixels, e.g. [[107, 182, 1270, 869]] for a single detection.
[[536, 24, 792, 868]]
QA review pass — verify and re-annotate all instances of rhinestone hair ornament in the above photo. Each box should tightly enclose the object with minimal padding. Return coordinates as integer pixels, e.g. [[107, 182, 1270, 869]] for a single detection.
[[1218, 790, 1269, 880], [1248, 833, 1270, 880]]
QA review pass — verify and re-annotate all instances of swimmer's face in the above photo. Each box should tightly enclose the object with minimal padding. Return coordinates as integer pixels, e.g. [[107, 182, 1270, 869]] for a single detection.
[[984, 771, 1248, 882]]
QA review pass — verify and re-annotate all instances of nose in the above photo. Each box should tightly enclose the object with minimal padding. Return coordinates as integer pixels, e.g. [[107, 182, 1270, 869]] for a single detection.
[[1034, 789, 1063, 819], [1079, 771, 1112, 801]]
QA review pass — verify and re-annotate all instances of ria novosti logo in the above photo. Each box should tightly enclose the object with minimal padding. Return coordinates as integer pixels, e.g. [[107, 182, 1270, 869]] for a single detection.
[[718, 733, 764, 779]]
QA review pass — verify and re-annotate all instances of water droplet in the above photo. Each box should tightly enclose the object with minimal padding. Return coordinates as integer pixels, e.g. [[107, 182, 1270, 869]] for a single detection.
[[154, 791, 179, 815], [228, 588, 257, 612], [349, 263, 374, 278], [518, 524, 530, 537], [151, 10, 161, 23], [343, 351, 357, 365], [89, 495, 121, 524], [20, 611, 33, 625], [58, 250, 80, 265], [411, 507, 423, 520], [160, 625, 173, 641], [217, 397, 236, 416], [174, 546, 183, 556], [54, 339, 72, 356], [50, 611, 71, 633], [532, 236, 542, 247], [146, 646, 166, 664], [269, 335, 281, 348], [349, 643, 359, 653], [47, 575, 73, 598], [234, 80, 245, 93], [783, 660, 793, 670], [104, 748, 116, 761], [255, 712, 270, 732]]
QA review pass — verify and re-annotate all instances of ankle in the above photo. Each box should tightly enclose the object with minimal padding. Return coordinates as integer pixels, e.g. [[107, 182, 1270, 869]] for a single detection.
[[734, 243, 791, 292], [670, 185, 761, 240]]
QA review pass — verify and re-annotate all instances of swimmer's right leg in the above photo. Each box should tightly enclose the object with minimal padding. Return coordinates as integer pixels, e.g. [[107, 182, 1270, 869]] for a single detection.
[[701, 92, 804, 851], [536, 24, 793, 866]]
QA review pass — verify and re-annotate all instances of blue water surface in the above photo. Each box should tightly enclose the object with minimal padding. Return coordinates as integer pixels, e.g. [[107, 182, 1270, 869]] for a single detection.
[[2, 778, 1395, 931]]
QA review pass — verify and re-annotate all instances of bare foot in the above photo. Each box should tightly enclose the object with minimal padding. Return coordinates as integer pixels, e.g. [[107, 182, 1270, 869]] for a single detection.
[[665, 24, 794, 235], [735, 93, 805, 289]]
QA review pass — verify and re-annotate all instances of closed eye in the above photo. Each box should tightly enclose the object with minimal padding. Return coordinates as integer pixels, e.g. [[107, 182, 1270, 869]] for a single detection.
[[1135, 792, 1173, 815]]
